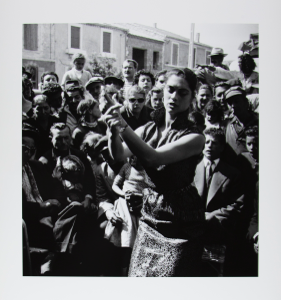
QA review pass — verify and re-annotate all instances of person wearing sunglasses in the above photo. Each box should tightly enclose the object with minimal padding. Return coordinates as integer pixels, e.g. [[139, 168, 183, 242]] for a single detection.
[[120, 85, 152, 131]]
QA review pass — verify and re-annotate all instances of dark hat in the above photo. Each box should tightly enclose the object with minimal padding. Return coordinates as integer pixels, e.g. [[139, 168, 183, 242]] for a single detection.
[[85, 76, 104, 90], [42, 82, 63, 95], [105, 76, 124, 88], [65, 80, 81, 91], [224, 86, 246, 101], [93, 135, 108, 152], [22, 67, 32, 79]]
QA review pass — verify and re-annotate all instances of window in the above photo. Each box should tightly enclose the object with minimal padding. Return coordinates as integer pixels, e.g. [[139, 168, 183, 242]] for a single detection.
[[23, 24, 38, 51], [103, 32, 111, 53], [153, 52, 159, 70], [67, 24, 83, 52], [206, 51, 211, 65], [71, 26, 80, 49], [172, 43, 179, 66]]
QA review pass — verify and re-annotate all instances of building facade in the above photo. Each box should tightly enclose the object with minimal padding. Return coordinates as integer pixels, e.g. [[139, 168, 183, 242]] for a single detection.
[[22, 23, 212, 88]]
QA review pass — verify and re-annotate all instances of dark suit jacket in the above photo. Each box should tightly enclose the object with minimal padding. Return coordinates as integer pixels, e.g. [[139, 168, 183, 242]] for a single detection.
[[193, 159, 245, 243]]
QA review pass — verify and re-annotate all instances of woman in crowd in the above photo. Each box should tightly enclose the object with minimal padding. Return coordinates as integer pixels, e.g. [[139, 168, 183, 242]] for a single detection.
[[103, 68, 205, 276], [134, 70, 155, 96], [146, 87, 164, 111], [203, 100, 225, 129], [61, 53, 92, 88]]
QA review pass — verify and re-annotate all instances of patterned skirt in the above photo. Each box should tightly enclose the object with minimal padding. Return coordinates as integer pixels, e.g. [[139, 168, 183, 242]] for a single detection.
[[128, 221, 203, 277]]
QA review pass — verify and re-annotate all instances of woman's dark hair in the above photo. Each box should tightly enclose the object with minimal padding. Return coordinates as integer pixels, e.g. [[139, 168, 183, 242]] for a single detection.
[[188, 111, 205, 127], [204, 100, 224, 122], [155, 70, 167, 82], [41, 71, 59, 83], [239, 53, 257, 75], [166, 68, 198, 97], [134, 70, 155, 86], [77, 98, 98, 116]]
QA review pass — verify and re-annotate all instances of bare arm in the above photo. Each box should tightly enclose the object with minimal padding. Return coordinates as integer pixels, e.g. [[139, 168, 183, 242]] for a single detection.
[[104, 104, 205, 168]]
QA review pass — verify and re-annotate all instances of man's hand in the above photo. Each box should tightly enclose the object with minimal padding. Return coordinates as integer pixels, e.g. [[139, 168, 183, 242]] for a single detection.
[[105, 209, 123, 226], [40, 199, 61, 216]]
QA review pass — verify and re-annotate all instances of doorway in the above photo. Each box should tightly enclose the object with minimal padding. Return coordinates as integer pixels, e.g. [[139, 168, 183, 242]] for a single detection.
[[133, 48, 146, 70]]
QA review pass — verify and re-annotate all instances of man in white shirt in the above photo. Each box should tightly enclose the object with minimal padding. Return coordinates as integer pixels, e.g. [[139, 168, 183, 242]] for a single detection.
[[122, 59, 138, 98]]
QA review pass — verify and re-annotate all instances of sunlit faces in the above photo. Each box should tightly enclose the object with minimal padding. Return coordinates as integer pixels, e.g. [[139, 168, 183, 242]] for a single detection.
[[164, 75, 193, 118], [127, 91, 145, 115], [33, 98, 51, 120], [43, 75, 57, 87], [155, 75, 166, 89], [87, 83, 103, 100], [246, 136, 258, 159], [122, 61, 136, 80], [138, 75, 152, 93], [203, 134, 224, 161], [74, 58, 85, 71], [51, 127, 71, 152], [150, 91, 164, 110], [196, 88, 212, 110]]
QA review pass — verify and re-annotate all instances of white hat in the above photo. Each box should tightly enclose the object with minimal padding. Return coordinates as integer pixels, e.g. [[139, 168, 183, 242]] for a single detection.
[[208, 48, 228, 57]]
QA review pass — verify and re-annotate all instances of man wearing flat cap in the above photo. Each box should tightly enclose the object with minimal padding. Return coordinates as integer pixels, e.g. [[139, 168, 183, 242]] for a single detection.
[[209, 48, 229, 71], [85, 75, 104, 100]]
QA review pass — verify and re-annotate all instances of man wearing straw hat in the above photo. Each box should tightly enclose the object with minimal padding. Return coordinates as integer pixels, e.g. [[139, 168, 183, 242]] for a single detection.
[[209, 48, 230, 71]]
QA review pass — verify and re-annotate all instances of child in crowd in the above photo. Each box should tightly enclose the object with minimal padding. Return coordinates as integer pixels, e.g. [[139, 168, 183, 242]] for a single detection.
[[204, 100, 225, 129], [146, 87, 164, 111], [72, 94, 106, 149], [41, 83, 63, 118], [61, 53, 92, 88], [104, 155, 155, 275]]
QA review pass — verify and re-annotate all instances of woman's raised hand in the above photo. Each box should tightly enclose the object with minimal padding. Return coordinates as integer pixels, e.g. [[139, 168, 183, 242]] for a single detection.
[[102, 103, 127, 132]]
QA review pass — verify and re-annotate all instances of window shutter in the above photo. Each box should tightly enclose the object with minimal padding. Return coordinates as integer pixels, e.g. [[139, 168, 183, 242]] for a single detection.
[[172, 44, 178, 66], [103, 32, 111, 53], [24, 24, 38, 51], [71, 26, 80, 49]]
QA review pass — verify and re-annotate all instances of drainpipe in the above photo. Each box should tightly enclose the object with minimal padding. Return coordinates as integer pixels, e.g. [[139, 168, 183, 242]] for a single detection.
[[188, 23, 195, 69]]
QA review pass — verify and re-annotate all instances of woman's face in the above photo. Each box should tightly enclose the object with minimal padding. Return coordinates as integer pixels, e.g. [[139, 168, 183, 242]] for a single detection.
[[67, 90, 83, 113], [74, 58, 85, 71], [164, 75, 193, 118], [196, 88, 212, 111], [156, 75, 166, 89], [138, 75, 152, 93]]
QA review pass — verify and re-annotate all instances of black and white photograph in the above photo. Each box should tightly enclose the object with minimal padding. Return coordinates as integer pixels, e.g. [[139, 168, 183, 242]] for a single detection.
[[1, 0, 280, 299], [22, 22, 259, 277]]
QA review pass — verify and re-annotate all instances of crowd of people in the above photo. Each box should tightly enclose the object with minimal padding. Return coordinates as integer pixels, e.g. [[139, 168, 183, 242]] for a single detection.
[[22, 47, 259, 277]]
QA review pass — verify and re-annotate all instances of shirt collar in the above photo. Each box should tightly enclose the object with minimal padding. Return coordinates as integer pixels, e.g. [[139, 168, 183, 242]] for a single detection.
[[203, 157, 220, 170]]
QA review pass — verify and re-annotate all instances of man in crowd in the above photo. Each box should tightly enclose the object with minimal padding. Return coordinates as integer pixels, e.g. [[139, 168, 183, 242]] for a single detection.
[[209, 47, 229, 70], [122, 59, 138, 98], [193, 128, 246, 276]]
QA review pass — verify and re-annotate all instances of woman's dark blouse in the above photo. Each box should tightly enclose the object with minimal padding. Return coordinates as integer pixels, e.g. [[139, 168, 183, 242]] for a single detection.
[[138, 108, 205, 240]]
